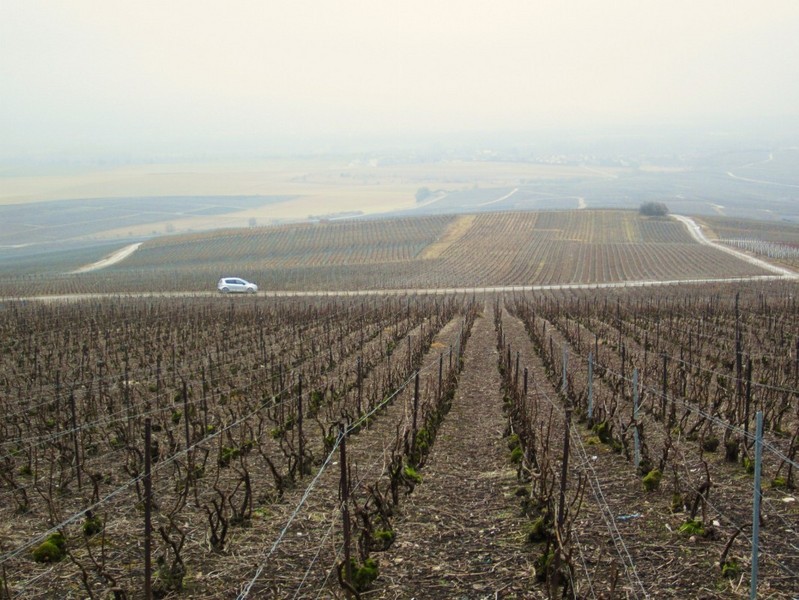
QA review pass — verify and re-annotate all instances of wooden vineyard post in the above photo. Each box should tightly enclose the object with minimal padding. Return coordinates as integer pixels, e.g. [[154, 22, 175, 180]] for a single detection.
[[795, 338, 799, 383], [587, 353, 593, 421], [357, 356, 363, 417], [297, 374, 304, 478], [99, 361, 110, 413], [181, 378, 194, 493], [69, 391, 82, 492], [154, 354, 161, 404], [554, 407, 572, 594], [633, 369, 640, 471], [621, 344, 626, 396], [259, 326, 267, 369], [561, 347, 568, 395], [750, 411, 764, 600], [172, 342, 178, 387], [410, 371, 420, 463], [144, 418, 153, 600], [182, 379, 191, 451], [557, 409, 572, 526], [123, 345, 131, 412], [339, 424, 353, 597], [55, 369, 62, 419], [387, 346, 393, 389], [656, 316, 661, 352], [201, 366, 208, 434], [523, 367, 528, 397], [736, 292, 743, 421], [407, 335, 412, 374], [438, 353, 443, 404], [661, 354, 668, 423], [514, 351, 520, 392], [594, 334, 599, 365], [744, 358, 753, 443]]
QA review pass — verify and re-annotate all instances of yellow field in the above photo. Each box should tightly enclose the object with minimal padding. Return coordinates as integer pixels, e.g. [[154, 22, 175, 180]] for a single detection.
[[0, 159, 625, 241], [419, 214, 476, 259]]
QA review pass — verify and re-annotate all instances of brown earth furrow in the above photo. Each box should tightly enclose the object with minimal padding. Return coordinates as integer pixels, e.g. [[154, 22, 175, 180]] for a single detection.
[[375, 305, 533, 598]]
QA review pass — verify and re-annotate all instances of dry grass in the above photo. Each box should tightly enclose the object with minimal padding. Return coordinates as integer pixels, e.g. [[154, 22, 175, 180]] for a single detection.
[[419, 214, 477, 259]]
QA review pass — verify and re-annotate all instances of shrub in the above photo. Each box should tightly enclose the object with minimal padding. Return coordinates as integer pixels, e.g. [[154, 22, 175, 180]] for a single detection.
[[678, 518, 705, 537], [403, 465, 422, 485], [592, 421, 612, 444], [372, 529, 396, 551], [639, 202, 669, 216], [642, 468, 662, 492], [413, 428, 431, 460], [341, 557, 379, 592], [32, 533, 67, 563], [32, 541, 64, 563], [155, 555, 186, 592], [721, 559, 741, 579], [534, 549, 555, 582], [374, 529, 395, 543], [219, 446, 240, 467], [524, 515, 551, 544], [83, 515, 104, 537], [724, 439, 739, 462]]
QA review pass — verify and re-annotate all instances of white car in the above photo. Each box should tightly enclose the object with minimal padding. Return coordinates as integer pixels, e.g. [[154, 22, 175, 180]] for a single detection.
[[217, 277, 258, 294]]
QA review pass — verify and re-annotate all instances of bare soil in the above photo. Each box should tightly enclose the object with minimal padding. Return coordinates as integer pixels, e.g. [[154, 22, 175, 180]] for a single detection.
[[374, 308, 532, 598]]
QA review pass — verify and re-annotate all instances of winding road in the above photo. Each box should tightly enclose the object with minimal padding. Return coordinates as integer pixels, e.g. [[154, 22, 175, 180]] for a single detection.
[[26, 214, 798, 302], [69, 242, 143, 274], [670, 214, 797, 278]]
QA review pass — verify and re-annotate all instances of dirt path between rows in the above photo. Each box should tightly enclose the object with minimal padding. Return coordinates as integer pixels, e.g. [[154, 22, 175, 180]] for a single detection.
[[375, 306, 533, 598], [69, 242, 143, 273]]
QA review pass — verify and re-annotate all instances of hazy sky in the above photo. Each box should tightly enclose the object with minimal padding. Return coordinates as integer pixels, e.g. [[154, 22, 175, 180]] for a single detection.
[[3, 0, 799, 160]]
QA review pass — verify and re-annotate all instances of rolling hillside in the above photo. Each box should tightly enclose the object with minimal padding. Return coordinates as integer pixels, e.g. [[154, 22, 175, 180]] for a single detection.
[[0, 209, 793, 297]]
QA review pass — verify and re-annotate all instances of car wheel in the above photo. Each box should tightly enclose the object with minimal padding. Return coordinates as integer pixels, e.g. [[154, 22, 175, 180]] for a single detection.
[[221, 287, 230, 293], [248, 288, 256, 294]]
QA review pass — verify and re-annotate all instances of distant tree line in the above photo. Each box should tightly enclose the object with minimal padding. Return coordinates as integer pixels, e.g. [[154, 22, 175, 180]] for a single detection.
[[639, 202, 669, 216]]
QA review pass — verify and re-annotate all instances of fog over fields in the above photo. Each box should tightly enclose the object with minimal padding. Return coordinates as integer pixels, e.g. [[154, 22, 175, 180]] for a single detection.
[[1, 139, 798, 258], [2, 5, 799, 598], [1, 1, 798, 270]]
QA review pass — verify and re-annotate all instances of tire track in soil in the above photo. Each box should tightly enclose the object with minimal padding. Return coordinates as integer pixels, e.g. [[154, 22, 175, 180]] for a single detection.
[[375, 305, 533, 599]]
